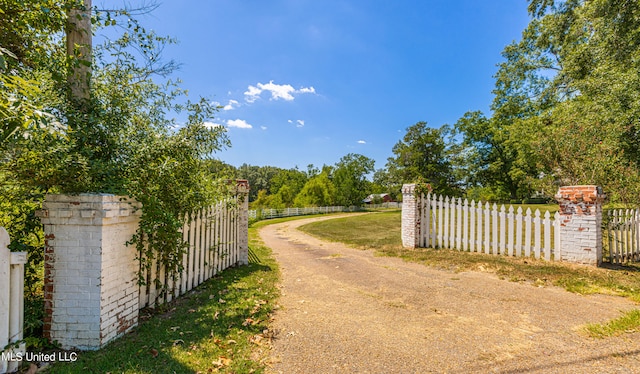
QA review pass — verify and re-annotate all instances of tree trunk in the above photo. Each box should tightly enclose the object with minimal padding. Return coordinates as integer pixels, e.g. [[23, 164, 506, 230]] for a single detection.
[[66, 0, 92, 107]]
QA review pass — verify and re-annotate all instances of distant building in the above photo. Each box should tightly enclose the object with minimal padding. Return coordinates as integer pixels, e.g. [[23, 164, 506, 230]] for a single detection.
[[363, 193, 394, 204]]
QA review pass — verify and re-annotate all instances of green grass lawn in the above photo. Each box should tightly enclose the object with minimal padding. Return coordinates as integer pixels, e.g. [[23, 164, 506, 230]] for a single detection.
[[43, 222, 281, 374]]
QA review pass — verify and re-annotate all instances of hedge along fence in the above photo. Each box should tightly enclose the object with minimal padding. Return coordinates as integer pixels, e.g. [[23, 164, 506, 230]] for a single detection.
[[36, 182, 249, 351], [402, 184, 607, 266]]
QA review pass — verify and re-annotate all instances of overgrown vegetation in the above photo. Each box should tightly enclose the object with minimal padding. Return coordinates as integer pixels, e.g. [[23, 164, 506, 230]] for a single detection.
[[44, 222, 280, 373], [1, 0, 234, 347]]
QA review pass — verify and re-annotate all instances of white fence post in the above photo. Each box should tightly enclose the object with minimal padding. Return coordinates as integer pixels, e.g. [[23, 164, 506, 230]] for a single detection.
[[1, 228, 26, 374]]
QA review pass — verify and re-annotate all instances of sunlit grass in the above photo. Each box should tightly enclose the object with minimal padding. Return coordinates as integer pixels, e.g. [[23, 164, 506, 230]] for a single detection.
[[584, 309, 640, 338]]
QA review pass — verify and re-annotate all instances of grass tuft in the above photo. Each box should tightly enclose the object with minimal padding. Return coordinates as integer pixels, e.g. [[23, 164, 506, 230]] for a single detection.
[[584, 309, 640, 338]]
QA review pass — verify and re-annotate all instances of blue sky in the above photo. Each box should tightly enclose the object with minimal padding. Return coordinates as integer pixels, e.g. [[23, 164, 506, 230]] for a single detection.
[[128, 1, 531, 171]]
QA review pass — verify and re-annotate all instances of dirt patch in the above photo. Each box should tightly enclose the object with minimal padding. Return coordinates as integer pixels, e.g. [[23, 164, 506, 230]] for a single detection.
[[261, 215, 640, 373]]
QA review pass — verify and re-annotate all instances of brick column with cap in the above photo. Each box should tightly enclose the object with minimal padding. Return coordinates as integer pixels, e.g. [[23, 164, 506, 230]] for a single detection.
[[555, 185, 606, 265], [38, 194, 141, 350], [401, 184, 421, 248], [236, 180, 250, 265]]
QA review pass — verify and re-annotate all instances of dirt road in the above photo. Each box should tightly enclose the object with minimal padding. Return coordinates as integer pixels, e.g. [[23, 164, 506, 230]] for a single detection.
[[260, 214, 640, 373]]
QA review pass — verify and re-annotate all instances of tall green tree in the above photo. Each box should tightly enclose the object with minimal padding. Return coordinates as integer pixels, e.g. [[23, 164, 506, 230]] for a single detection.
[[386, 122, 459, 196], [294, 168, 336, 207], [452, 111, 538, 201], [332, 153, 375, 206], [237, 164, 283, 202], [269, 167, 308, 206]]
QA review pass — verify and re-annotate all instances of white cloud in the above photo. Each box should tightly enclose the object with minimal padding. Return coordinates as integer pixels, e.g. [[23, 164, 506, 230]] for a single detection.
[[296, 120, 305, 128], [244, 80, 316, 103], [260, 126, 268, 130], [223, 99, 240, 111], [244, 85, 263, 103], [227, 119, 253, 129], [288, 119, 293, 124], [298, 87, 316, 94], [357, 140, 367, 144]]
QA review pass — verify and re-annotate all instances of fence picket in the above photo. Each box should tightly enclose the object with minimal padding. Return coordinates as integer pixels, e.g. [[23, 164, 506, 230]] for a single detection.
[[543, 211, 551, 261], [438, 195, 444, 248], [0, 228, 27, 374], [534, 210, 542, 259], [515, 207, 523, 257], [507, 206, 515, 256], [475, 201, 482, 253], [469, 200, 475, 252], [484, 202, 491, 254], [499, 205, 506, 255]]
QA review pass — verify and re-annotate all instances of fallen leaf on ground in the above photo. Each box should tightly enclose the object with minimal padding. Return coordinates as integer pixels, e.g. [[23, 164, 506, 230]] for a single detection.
[[212, 356, 232, 367]]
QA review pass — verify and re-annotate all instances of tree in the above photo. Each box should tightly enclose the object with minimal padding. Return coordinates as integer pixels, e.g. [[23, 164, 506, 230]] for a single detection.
[[386, 122, 459, 196], [490, 0, 640, 202], [332, 153, 375, 206], [294, 170, 336, 207], [452, 111, 536, 201], [237, 164, 283, 202], [269, 167, 308, 206]]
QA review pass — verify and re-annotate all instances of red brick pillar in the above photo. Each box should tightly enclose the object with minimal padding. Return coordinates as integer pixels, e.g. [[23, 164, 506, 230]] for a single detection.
[[555, 186, 606, 265]]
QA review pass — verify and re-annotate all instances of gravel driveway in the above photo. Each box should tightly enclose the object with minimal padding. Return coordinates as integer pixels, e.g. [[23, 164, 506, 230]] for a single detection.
[[260, 214, 640, 373]]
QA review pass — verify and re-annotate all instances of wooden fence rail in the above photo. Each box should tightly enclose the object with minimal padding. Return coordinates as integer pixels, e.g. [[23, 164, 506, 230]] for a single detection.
[[0, 228, 26, 374]]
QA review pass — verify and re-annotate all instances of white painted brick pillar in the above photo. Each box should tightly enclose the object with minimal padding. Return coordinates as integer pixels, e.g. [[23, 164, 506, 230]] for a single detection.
[[38, 194, 141, 350], [401, 184, 421, 248], [555, 186, 606, 266], [236, 180, 250, 265]]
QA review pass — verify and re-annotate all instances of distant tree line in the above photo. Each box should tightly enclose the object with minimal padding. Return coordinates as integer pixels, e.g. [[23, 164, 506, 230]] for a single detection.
[[208, 153, 382, 209]]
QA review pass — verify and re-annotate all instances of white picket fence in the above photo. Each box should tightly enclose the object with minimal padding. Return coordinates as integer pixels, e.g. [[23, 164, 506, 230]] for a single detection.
[[418, 194, 560, 260], [248, 206, 362, 220], [0, 228, 26, 374], [605, 208, 640, 264], [139, 199, 245, 309]]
